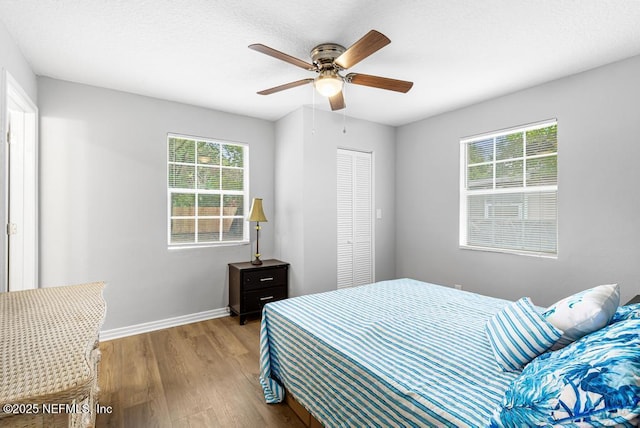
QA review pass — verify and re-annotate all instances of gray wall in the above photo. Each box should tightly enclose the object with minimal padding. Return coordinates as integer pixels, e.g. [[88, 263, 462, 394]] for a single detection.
[[275, 107, 396, 296], [396, 55, 640, 306], [38, 77, 275, 330], [0, 20, 38, 293], [274, 108, 305, 296]]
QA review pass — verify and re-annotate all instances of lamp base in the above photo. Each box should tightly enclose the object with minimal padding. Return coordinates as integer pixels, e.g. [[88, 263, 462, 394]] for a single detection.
[[251, 257, 263, 265]]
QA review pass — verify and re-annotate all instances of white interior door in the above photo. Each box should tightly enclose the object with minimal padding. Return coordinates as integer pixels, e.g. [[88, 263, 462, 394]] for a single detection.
[[4, 72, 38, 291], [337, 149, 373, 289]]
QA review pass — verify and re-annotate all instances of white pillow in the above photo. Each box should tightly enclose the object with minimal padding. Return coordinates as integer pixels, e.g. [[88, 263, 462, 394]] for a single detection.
[[542, 283, 620, 350]]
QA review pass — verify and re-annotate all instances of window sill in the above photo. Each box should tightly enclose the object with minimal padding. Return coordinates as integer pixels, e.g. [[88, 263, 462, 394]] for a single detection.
[[459, 244, 558, 259], [169, 240, 250, 250]]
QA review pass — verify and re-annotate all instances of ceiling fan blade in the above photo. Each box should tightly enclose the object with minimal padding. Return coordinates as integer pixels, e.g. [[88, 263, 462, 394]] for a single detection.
[[346, 73, 413, 93], [334, 30, 391, 69], [329, 91, 345, 111], [257, 78, 314, 95], [249, 44, 316, 70]]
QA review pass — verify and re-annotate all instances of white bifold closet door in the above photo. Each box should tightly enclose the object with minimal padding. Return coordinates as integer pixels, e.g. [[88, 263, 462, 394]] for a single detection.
[[337, 149, 373, 289]]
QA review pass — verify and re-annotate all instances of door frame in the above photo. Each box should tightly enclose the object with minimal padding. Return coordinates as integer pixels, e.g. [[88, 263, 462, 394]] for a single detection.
[[2, 70, 39, 292]]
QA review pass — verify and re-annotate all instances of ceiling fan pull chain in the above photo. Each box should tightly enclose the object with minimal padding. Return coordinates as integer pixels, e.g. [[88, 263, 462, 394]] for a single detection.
[[342, 87, 347, 134], [312, 85, 316, 135]]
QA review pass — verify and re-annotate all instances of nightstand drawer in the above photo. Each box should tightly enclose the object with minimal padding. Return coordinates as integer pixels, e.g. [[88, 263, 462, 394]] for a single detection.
[[244, 266, 287, 290], [243, 286, 287, 313]]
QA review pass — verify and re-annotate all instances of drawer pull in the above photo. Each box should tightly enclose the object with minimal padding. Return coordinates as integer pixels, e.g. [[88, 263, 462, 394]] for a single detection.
[[260, 277, 274, 282], [260, 296, 274, 301]]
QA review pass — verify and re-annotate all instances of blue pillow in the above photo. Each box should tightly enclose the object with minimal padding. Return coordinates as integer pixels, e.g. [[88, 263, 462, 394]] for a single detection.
[[485, 297, 563, 372], [490, 318, 640, 427], [611, 303, 640, 323]]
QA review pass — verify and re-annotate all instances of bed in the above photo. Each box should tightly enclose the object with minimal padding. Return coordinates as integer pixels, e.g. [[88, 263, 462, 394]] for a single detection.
[[258, 278, 640, 427]]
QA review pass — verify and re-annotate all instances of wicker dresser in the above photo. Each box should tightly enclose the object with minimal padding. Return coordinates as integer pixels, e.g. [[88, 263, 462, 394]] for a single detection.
[[0, 282, 106, 428]]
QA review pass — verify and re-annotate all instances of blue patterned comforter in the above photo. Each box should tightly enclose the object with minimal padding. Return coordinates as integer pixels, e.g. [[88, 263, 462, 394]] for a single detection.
[[259, 278, 520, 427]]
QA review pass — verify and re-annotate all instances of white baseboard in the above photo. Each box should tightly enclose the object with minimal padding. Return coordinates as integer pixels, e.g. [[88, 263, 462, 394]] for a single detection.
[[100, 307, 230, 341]]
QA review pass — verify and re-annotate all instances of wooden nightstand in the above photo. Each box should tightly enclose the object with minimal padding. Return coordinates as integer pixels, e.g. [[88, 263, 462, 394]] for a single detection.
[[625, 295, 640, 305], [228, 259, 289, 325]]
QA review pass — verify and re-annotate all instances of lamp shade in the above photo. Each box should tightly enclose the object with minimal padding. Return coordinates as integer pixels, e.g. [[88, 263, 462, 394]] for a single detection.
[[248, 198, 268, 222], [314, 70, 343, 97]]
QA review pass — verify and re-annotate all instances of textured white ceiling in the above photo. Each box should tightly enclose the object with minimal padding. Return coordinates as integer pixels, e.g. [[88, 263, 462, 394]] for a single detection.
[[1, 0, 640, 126]]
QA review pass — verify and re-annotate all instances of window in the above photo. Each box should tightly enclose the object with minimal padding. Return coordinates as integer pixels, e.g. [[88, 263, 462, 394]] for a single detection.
[[460, 120, 558, 256], [168, 134, 248, 246]]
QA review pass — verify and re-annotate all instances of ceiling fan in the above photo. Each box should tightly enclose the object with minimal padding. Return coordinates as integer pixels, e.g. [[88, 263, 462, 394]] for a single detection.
[[249, 30, 413, 111]]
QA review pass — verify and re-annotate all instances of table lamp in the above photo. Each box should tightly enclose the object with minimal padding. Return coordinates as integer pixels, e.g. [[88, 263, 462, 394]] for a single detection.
[[248, 198, 268, 265]]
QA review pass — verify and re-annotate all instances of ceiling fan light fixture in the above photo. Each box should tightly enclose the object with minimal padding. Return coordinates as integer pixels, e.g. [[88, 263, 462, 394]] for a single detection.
[[314, 70, 343, 97], [250, 30, 413, 111]]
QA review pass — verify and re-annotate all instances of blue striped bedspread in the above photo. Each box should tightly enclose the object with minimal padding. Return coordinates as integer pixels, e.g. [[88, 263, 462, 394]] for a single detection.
[[259, 278, 520, 427]]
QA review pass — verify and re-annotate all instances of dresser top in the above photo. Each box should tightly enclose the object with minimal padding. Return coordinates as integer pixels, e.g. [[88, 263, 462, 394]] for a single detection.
[[1, 282, 106, 405]]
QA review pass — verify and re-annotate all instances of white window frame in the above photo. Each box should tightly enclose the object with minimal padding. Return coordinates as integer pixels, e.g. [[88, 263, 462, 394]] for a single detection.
[[459, 119, 558, 258], [167, 133, 249, 248]]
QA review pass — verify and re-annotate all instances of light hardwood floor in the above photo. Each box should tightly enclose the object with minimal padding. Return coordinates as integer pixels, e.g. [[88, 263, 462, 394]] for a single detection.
[[95, 315, 305, 427]]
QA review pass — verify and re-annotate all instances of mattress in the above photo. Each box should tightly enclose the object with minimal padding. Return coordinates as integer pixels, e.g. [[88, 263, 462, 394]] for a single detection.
[[259, 278, 520, 427]]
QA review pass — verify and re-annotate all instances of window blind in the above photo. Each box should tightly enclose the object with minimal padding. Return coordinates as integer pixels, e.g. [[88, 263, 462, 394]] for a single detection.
[[167, 135, 248, 246], [460, 121, 558, 256]]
